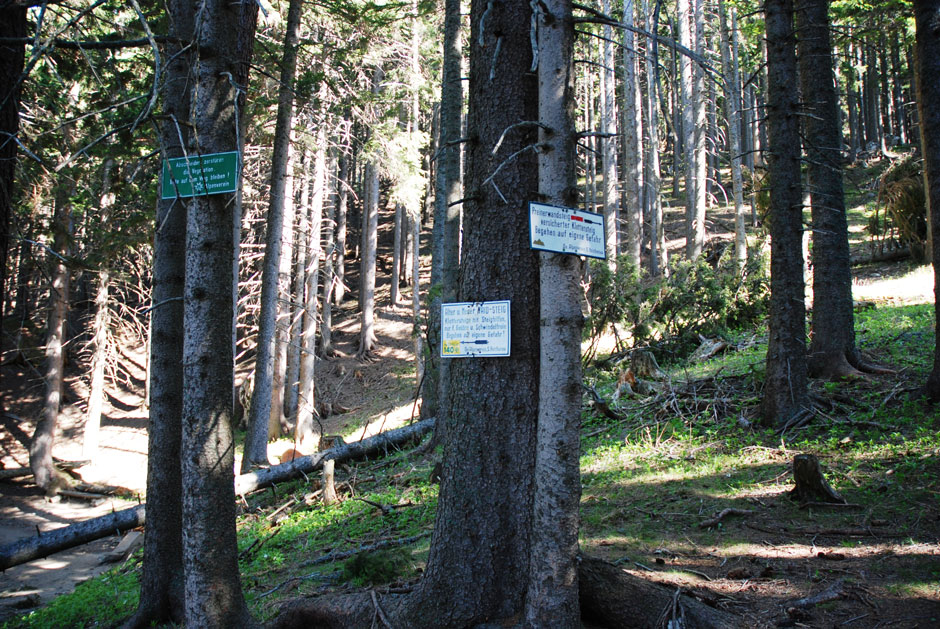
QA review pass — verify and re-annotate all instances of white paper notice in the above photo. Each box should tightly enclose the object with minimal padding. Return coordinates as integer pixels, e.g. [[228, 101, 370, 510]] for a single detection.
[[440, 301, 511, 358]]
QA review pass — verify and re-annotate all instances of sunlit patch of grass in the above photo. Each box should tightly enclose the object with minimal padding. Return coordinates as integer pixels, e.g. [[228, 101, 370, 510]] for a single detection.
[[2, 569, 139, 629]]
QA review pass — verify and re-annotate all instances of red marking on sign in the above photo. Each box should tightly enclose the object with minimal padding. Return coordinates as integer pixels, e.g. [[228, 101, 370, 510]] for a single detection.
[[571, 215, 583, 222]]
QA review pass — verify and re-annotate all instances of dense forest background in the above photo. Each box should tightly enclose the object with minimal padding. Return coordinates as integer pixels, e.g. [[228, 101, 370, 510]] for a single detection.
[[1, 0, 939, 626]]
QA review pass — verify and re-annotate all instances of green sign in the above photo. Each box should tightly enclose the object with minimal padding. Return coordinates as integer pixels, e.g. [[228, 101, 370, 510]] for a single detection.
[[160, 151, 239, 199]]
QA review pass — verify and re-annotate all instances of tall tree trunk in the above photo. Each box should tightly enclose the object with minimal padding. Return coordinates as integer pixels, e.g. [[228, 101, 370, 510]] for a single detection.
[[845, 43, 861, 162], [333, 115, 351, 307], [358, 150, 380, 357], [761, 0, 809, 427], [320, 154, 338, 358], [890, 40, 907, 145], [392, 203, 403, 305], [124, 4, 194, 624], [285, 150, 311, 426], [720, 1, 747, 266], [527, 0, 581, 623], [645, 0, 666, 276], [914, 0, 940, 401], [798, 0, 859, 379], [394, 0, 540, 622], [621, 0, 643, 269], [0, 6, 25, 361], [83, 159, 116, 463], [424, 0, 463, 422], [180, 0, 257, 623], [243, 0, 302, 469], [297, 130, 326, 448], [678, 0, 697, 258], [688, 0, 707, 257], [601, 0, 619, 262]]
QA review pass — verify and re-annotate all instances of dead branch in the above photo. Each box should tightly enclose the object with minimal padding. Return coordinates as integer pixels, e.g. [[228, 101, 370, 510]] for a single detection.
[[699, 508, 753, 529]]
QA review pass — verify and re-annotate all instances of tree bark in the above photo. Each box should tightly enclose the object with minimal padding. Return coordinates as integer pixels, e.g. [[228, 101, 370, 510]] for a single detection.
[[527, 0, 582, 624], [620, 0, 643, 269], [82, 159, 116, 463], [645, 1, 666, 276], [392, 0, 541, 623], [297, 132, 326, 449], [358, 157, 380, 359], [181, 0, 257, 623], [125, 4, 193, 624], [29, 114, 77, 493], [914, 0, 940, 401], [798, 0, 859, 380], [719, 1, 747, 267], [761, 0, 809, 426], [358, 70, 383, 360], [601, 0, 620, 263], [0, 5, 25, 362], [243, 0, 302, 470], [333, 114, 351, 307], [424, 0, 463, 424], [688, 0, 707, 258]]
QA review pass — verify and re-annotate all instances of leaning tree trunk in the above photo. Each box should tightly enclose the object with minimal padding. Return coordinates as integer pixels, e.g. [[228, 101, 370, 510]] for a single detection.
[[29, 117, 76, 494], [761, 0, 809, 426], [527, 0, 582, 623], [914, 0, 940, 401], [242, 0, 302, 470], [180, 0, 257, 624], [798, 0, 860, 380], [123, 3, 193, 624]]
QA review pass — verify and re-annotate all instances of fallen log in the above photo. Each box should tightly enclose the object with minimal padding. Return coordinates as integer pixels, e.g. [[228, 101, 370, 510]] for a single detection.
[[0, 420, 434, 570], [0, 505, 145, 571], [235, 418, 434, 495]]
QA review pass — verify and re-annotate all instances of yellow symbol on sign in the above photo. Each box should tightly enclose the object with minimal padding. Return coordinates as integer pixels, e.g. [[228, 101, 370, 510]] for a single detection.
[[442, 340, 461, 355]]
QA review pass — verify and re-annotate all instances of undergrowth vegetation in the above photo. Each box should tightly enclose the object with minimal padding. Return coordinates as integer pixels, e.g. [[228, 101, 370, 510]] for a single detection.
[[4, 295, 938, 628]]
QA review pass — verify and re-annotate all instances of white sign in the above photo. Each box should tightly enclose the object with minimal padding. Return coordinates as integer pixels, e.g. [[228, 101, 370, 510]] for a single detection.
[[529, 202, 606, 259], [440, 301, 511, 358]]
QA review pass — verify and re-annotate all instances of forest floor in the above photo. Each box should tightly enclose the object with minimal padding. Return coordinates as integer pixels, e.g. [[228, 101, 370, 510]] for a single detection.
[[1, 159, 939, 627]]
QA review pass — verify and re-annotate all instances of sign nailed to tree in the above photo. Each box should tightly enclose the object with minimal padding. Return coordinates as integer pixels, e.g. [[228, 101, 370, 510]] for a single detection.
[[440, 301, 511, 358], [160, 151, 239, 199], [529, 201, 606, 259]]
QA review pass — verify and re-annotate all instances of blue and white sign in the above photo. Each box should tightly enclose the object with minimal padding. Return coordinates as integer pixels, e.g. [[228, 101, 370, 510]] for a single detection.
[[529, 202, 606, 259]]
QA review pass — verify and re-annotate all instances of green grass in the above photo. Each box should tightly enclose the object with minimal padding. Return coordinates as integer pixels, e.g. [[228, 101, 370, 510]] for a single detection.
[[5, 301, 938, 628]]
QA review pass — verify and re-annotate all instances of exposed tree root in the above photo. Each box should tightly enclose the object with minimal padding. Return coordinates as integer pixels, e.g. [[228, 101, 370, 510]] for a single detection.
[[267, 555, 749, 628]]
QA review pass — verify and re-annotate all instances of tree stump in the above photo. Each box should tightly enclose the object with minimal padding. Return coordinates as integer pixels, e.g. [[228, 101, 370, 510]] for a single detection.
[[790, 454, 845, 504]]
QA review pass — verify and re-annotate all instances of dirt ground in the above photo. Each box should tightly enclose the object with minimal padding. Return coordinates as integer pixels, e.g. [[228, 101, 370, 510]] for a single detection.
[[0, 196, 937, 626]]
